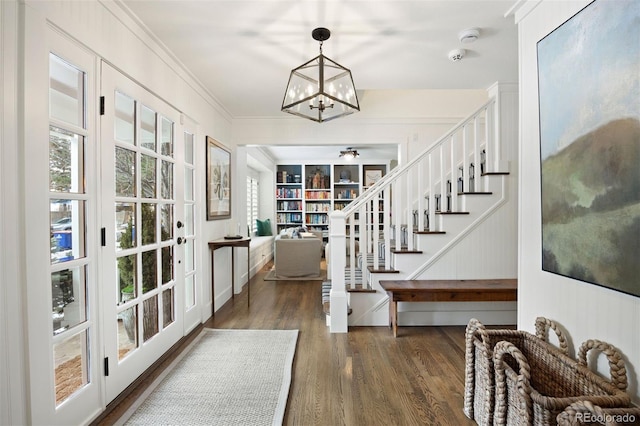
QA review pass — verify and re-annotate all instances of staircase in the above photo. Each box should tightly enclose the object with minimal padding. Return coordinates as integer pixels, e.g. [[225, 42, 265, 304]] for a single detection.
[[327, 84, 518, 333]]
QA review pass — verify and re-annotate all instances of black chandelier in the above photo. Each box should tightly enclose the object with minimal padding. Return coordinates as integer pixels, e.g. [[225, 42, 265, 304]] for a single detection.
[[281, 27, 360, 123]]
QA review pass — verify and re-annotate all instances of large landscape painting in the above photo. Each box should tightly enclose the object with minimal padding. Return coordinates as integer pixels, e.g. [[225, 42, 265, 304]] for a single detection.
[[537, 0, 640, 297]]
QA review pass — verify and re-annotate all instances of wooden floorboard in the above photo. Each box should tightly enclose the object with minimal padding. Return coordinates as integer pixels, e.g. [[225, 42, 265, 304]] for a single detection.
[[96, 260, 481, 426]]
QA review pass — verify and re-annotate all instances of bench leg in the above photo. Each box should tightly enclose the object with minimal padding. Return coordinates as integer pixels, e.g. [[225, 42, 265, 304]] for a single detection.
[[389, 297, 398, 338]]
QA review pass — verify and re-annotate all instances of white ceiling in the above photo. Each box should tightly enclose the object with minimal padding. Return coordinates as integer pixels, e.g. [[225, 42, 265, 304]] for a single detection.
[[120, 0, 518, 162]]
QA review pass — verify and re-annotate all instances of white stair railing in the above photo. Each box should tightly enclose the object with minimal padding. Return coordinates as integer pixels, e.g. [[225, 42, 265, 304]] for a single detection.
[[329, 97, 497, 333]]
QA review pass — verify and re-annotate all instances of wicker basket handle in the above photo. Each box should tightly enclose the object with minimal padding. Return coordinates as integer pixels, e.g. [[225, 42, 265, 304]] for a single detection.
[[493, 341, 533, 426], [463, 318, 489, 418], [556, 400, 611, 426], [535, 316, 570, 355], [465, 318, 491, 353], [577, 339, 628, 391]]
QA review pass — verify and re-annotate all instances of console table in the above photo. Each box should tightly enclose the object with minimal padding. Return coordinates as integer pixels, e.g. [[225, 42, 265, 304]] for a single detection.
[[208, 237, 251, 316]]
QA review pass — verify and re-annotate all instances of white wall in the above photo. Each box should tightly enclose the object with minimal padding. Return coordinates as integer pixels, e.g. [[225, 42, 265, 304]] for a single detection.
[[514, 0, 639, 402], [1, 1, 28, 423], [233, 90, 489, 151]]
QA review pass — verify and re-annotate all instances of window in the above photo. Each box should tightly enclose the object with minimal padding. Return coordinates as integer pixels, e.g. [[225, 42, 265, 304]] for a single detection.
[[246, 174, 259, 235]]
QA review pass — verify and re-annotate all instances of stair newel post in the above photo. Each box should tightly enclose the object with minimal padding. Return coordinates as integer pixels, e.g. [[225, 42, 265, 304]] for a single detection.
[[329, 210, 349, 333]]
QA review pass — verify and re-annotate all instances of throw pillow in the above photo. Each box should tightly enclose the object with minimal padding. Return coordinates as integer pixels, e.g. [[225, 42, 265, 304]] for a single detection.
[[256, 218, 272, 236]]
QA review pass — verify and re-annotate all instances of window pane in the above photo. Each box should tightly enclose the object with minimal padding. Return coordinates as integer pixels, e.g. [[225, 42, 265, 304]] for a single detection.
[[115, 147, 136, 197], [184, 132, 194, 165], [141, 154, 156, 198], [141, 203, 156, 245], [52, 266, 86, 335], [50, 54, 84, 128], [161, 117, 173, 156], [143, 296, 158, 342], [184, 204, 194, 237], [160, 204, 172, 242], [142, 250, 157, 294], [140, 105, 156, 151], [50, 200, 86, 264], [185, 239, 194, 273], [115, 92, 135, 145], [161, 160, 173, 200], [161, 246, 173, 284], [49, 126, 84, 193], [162, 288, 174, 328], [185, 274, 195, 309], [118, 305, 137, 359], [184, 168, 193, 201], [116, 202, 136, 250], [117, 254, 137, 303], [54, 331, 89, 405]]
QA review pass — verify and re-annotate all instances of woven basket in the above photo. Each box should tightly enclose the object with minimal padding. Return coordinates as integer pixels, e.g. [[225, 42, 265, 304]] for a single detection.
[[493, 338, 631, 425], [463, 317, 569, 426], [556, 401, 640, 425]]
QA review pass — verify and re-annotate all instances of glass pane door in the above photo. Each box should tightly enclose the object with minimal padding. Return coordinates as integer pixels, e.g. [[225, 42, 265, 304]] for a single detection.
[[101, 63, 184, 402]]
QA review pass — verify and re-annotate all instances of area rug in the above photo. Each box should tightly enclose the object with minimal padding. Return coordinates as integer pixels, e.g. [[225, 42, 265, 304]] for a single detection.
[[119, 328, 299, 426], [264, 267, 325, 281]]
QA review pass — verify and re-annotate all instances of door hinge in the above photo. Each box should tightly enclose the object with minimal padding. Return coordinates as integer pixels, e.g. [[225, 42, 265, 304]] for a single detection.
[[101, 227, 106, 247], [100, 96, 105, 116], [104, 357, 109, 376]]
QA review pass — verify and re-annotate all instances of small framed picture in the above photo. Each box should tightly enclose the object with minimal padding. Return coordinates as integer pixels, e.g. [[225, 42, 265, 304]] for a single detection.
[[365, 169, 383, 187], [206, 136, 231, 220]]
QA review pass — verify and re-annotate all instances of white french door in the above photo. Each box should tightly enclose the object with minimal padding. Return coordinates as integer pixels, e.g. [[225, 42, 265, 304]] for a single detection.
[[100, 63, 186, 401]]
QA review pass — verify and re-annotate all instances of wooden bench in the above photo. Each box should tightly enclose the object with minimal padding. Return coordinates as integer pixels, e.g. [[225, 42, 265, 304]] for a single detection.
[[379, 279, 517, 337]]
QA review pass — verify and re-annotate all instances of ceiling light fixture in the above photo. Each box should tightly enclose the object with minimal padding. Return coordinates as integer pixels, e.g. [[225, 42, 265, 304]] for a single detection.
[[339, 148, 359, 160], [281, 27, 360, 123]]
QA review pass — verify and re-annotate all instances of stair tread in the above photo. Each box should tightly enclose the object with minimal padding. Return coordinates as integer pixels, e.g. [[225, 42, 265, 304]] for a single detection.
[[368, 266, 400, 273], [413, 230, 446, 234]]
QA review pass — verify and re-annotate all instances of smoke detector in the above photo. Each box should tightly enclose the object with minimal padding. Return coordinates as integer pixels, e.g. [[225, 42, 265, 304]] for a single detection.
[[448, 49, 466, 62], [459, 28, 480, 44]]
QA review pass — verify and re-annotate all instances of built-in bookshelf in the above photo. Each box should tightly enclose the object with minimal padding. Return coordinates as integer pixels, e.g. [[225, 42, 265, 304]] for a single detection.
[[333, 164, 360, 212], [275, 162, 390, 236], [275, 165, 303, 233]]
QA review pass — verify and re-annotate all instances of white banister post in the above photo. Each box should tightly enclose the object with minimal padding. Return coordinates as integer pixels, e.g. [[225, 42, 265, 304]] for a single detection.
[[329, 210, 348, 333]]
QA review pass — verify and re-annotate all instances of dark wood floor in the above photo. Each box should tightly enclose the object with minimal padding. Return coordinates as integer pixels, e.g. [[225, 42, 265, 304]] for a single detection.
[[96, 261, 477, 425]]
